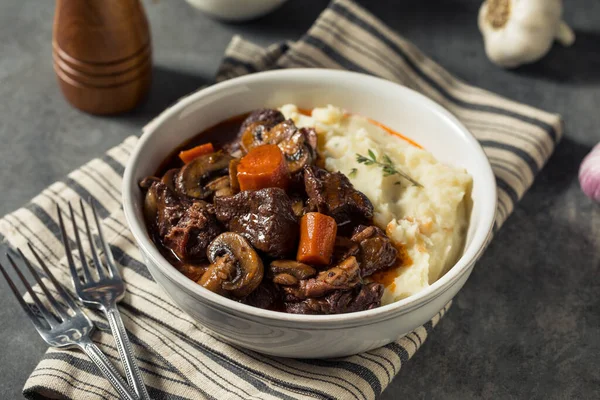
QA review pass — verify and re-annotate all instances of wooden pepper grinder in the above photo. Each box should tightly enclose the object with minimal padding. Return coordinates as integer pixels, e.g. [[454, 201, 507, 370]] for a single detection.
[[53, 0, 152, 115]]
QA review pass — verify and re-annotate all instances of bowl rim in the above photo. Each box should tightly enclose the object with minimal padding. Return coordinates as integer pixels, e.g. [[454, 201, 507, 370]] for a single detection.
[[122, 68, 497, 326]]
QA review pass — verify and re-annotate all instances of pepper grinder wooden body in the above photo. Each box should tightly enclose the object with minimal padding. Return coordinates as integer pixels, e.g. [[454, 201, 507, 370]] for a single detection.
[[53, 0, 152, 115]]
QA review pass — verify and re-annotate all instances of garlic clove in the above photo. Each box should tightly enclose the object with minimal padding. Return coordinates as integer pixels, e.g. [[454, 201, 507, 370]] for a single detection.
[[478, 0, 575, 68], [556, 21, 576, 46], [579, 143, 600, 203]]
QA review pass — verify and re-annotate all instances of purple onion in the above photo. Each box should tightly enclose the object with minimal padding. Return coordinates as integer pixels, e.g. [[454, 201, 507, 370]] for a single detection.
[[579, 143, 600, 202]]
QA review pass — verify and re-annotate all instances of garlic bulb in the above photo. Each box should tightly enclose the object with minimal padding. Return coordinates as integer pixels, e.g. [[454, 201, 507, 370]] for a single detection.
[[478, 0, 575, 68], [579, 143, 600, 203]]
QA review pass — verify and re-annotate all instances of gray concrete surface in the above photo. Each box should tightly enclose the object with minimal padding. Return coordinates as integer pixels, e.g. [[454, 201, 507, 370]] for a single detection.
[[0, 0, 598, 398]]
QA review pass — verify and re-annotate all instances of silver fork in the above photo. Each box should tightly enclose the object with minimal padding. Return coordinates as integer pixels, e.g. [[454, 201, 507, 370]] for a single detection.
[[0, 247, 138, 400], [57, 200, 150, 400]]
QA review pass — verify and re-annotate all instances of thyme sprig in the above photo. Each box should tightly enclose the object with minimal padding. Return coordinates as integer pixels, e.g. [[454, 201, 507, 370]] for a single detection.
[[356, 149, 423, 187]]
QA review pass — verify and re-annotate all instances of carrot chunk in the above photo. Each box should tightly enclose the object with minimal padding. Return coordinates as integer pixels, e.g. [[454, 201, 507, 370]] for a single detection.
[[179, 143, 215, 164], [297, 212, 337, 265], [237, 144, 290, 191]]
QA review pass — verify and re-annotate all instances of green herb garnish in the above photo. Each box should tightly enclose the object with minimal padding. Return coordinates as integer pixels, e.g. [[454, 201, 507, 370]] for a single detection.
[[349, 168, 358, 178], [356, 150, 423, 187]]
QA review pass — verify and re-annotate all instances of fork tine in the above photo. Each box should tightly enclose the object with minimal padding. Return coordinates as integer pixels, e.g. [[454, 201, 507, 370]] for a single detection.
[[80, 199, 106, 280], [0, 259, 47, 332], [57, 203, 83, 292], [69, 202, 94, 283], [27, 242, 79, 312], [90, 199, 120, 278], [17, 248, 69, 321], [6, 253, 58, 327]]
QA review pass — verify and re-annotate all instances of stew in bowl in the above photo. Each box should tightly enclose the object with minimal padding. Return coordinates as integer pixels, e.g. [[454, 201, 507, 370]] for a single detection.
[[139, 104, 472, 315]]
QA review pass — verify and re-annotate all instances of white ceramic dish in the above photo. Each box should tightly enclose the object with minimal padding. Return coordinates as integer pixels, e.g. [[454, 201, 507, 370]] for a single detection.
[[122, 69, 496, 358], [185, 0, 287, 22]]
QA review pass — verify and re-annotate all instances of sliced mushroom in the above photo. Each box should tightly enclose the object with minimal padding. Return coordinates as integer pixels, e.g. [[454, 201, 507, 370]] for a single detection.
[[139, 177, 161, 225], [318, 256, 360, 287], [198, 253, 237, 295], [241, 121, 269, 153], [175, 152, 232, 199], [240, 118, 317, 174], [269, 260, 316, 286], [161, 168, 179, 190], [229, 159, 240, 194], [205, 176, 233, 198], [291, 198, 305, 218], [239, 109, 286, 153], [140, 176, 160, 189], [273, 273, 299, 286], [216, 188, 233, 198], [180, 263, 209, 282], [202, 232, 264, 298], [143, 186, 159, 225], [261, 120, 297, 148], [279, 127, 317, 174], [281, 256, 361, 300]]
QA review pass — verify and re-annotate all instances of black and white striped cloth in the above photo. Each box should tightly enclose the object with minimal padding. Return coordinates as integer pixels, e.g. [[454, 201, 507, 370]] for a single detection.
[[1, 1, 561, 398]]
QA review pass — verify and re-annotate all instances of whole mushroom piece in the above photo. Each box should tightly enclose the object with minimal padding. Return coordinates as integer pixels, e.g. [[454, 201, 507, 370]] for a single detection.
[[199, 232, 264, 298], [175, 152, 233, 199], [478, 0, 575, 68], [269, 260, 317, 286], [140, 177, 160, 225]]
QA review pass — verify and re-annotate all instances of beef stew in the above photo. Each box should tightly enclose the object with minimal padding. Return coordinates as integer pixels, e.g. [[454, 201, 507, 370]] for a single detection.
[[140, 109, 400, 314]]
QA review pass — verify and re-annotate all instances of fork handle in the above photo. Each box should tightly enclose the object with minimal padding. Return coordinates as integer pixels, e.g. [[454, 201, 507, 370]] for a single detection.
[[105, 306, 151, 400], [79, 337, 139, 400]]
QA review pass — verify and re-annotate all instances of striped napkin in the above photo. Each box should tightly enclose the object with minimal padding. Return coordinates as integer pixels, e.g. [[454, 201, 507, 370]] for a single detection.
[[1, 0, 561, 399]]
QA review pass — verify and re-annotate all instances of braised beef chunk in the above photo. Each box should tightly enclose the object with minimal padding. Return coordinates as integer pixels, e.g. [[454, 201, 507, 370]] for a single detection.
[[241, 281, 278, 310], [145, 181, 222, 263], [282, 257, 361, 301], [284, 283, 384, 314], [332, 236, 360, 264], [351, 225, 397, 277], [163, 201, 221, 263], [214, 188, 298, 258], [304, 166, 374, 226]]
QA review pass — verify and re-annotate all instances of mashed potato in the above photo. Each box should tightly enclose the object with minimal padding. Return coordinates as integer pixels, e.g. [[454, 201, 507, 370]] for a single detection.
[[280, 104, 472, 304]]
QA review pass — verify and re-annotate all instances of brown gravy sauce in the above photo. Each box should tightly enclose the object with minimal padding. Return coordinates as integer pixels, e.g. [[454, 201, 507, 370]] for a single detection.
[[155, 113, 248, 176]]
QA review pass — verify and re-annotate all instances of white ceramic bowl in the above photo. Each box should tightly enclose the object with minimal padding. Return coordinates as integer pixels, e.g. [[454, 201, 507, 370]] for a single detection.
[[185, 0, 287, 22], [123, 69, 496, 358]]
